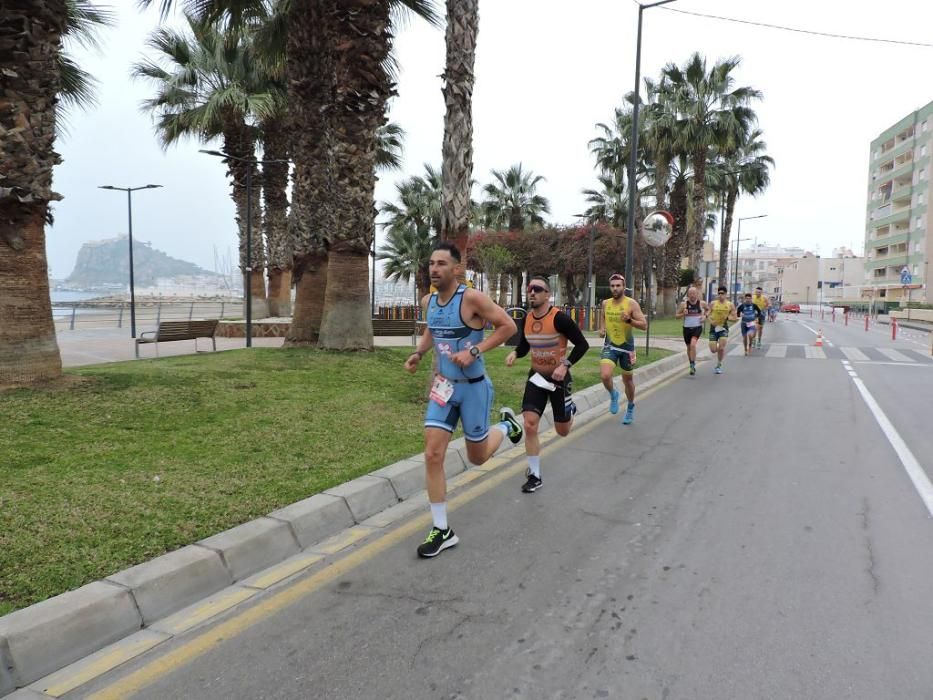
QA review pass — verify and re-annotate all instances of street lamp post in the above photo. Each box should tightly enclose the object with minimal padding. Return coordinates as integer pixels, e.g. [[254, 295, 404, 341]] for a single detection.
[[624, 0, 677, 294], [573, 215, 597, 319], [732, 214, 767, 303], [98, 184, 163, 339], [200, 150, 289, 347]]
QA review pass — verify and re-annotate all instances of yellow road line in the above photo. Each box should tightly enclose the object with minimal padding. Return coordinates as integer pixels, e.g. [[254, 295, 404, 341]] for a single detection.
[[87, 372, 679, 700]]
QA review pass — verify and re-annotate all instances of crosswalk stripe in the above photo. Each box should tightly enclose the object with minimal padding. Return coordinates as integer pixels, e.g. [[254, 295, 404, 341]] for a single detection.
[[766, 344, 787, 358], [805, 346, 827, 359], [877, 348, 914, 362], [729, 345, 744, 357], [841, 347, 869, 361]]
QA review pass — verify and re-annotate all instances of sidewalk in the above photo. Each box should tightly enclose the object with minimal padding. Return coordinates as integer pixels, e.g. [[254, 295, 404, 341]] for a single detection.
[[55, 328, 420, 368], [56, 328, 685, 369]]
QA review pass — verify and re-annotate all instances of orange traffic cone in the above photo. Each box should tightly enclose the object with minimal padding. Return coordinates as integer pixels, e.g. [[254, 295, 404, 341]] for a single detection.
[[815, 330, 824, 347]]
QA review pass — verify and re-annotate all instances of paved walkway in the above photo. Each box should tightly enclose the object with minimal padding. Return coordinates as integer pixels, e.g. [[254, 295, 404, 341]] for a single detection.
[[55, 328, 686, 369]]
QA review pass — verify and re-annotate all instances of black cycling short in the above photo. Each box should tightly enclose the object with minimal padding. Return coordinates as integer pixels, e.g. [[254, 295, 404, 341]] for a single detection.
[[682, 325, 703, 345], [521, 371, 574, 423]]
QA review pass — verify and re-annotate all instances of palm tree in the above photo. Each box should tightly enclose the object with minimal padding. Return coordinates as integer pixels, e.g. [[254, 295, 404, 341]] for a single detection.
[[481, 163, 550, 306], [661, 53, 762, 274], [582, 173, 627, 228], [377, 226, 434, 304], [711, 129, 774, 285], [0, 0, 112, 386], [440, 0, 479, 262], [133, 14, 278, 316]]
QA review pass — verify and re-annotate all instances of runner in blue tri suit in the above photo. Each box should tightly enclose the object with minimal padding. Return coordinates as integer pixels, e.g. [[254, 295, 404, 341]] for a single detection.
[[736, 292, 760, 356], [404, 241, 523, 558]]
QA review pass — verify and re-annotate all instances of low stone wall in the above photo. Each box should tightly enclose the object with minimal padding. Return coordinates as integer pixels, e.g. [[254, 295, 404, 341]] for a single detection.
[[890, 308, 933, 323], [217, 320, 291, 338]]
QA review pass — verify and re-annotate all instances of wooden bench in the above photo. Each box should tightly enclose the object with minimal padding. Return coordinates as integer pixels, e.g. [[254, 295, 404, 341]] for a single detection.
[[135, 320, 220, 358], [371, 318, 418, 336]]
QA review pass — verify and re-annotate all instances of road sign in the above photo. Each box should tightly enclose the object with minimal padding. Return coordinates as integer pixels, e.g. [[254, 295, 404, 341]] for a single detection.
[[900, 266, 912, 285]]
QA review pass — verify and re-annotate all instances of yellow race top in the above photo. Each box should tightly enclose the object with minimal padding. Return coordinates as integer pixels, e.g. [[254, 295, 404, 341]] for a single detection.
[[604, 296, 634, 346], [752, 293, 768, 311], [709, 300, 732, 327]]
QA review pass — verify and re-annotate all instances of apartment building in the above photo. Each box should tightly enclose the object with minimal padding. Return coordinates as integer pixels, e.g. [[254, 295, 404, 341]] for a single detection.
[[864, 101, 932, 304], [777, 253, 864, 305], [726, 242, 806, 297]]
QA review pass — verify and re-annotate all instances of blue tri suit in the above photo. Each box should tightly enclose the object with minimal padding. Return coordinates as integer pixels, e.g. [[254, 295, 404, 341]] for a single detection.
[[424, 285, 494, 442]]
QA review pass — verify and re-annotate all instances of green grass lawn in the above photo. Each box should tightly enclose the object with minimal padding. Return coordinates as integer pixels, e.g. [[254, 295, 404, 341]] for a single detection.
[[644, 316, 689, 337], [0, 344, 671, 616]]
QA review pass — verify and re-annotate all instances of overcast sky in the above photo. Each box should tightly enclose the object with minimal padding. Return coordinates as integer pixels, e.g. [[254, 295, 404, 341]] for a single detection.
[[48, 0, 933, 278]]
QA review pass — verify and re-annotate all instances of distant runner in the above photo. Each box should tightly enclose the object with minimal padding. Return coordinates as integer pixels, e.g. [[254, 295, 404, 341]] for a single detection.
[[737, 292, 760, 356], [708, 286, 737, 374], [598, 273, 648, 425], [752, 287, 770, 348], [675, 285, 708, 376]]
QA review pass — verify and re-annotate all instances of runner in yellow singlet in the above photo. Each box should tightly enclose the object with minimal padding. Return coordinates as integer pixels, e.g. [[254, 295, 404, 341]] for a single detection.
[[751, 287, 770, 348], [708, 285, 738, 374], [598, 273, 647, 425]]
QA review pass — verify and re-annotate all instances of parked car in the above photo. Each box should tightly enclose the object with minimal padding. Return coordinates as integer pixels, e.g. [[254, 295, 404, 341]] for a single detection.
[[781, 303, 800, 313]]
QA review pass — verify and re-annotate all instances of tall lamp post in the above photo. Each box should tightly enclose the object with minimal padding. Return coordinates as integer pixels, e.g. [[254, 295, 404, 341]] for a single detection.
[[573, 214, 596, 318], [98, 184, 163, 339], [624, 0, 678, 294], [732, 214, 767, 303], [200, 150, 289, 347]]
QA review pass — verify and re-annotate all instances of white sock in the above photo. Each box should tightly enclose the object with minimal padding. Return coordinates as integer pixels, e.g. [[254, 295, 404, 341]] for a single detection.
[[495, 422, 509, 437], [527, 455, 541, 478], [430, 502, 448, 531]]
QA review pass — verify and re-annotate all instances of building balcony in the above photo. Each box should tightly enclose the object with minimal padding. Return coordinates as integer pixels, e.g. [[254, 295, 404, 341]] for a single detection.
[[871, 231, 910, 248], [871, 208, 910, 229], [891, 185, 913, 202]]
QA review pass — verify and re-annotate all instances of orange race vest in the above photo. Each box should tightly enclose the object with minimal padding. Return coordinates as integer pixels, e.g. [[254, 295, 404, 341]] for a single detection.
[[524, 307, 568, 376]]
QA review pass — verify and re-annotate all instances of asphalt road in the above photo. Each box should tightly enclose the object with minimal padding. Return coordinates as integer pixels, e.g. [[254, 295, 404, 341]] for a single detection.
[[76, 314, 933, 700]]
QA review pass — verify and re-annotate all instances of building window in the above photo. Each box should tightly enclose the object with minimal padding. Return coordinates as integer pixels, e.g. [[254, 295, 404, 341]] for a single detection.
[[916, 242, 922, 253], [917, 217, 923, 228], [914, 264, 920, 275], [924, 120, 929, 132]]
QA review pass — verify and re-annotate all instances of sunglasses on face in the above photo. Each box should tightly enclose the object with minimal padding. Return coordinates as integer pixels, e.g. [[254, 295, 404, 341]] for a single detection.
[[527, 285, 548, 294]]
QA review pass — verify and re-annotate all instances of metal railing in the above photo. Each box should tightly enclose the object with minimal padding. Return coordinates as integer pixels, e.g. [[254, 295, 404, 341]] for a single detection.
[[53, 301, 242, 331]]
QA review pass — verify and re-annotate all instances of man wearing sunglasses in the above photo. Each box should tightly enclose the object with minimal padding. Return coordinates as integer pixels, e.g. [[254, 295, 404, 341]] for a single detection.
[[506, 276, 590, 493], [598, 273, 647, 425]]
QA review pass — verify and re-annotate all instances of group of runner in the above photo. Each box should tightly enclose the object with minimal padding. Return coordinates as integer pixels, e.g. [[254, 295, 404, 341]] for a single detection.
[[405, 243, 650, 559], [676, 284, 772, 374], [404, 241, 769, 559]]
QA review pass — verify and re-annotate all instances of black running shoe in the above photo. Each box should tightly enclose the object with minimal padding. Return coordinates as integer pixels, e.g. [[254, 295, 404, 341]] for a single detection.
[[417, 526, 459, 558], [499, 407, 523, 444], [521, 474, 543, 493]]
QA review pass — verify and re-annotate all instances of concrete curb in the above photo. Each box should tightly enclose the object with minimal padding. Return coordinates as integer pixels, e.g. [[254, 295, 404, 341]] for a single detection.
[[0, 347, 691, 698]]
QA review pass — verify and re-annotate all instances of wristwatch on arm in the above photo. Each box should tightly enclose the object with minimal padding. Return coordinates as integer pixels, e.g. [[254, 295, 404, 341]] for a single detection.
[[469, 345, 481, 358]]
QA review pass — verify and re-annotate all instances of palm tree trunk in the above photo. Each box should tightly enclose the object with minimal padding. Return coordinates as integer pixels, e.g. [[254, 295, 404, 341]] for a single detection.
[[318, 0, 393, 350], [0, 1, 65, 386], [691, 149, 708, 274], [440, 0, 479, 266], [660, 176, 689, 314], [262, 116, 292, 316], [285, 255, 327, 346], [285, 0, 335, 343], [719, 186, 737, 287]]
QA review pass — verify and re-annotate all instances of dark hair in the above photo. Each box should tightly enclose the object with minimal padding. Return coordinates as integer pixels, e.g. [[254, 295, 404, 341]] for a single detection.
[[755, 286, 763, 292], [718, 286, 727, 293], [529, 274, 550, 288], [432, 240, 461, 263], [744, 293, 752, 297]]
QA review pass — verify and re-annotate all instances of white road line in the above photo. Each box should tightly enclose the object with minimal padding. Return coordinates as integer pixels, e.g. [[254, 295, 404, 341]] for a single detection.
[[877, 348, 914, 363], [804, 346, 827, 359], [766, 344, 787, 358], [840, 347, 869, 362], [799, 322, 820, 336], [728, 345, 744, 357], [853, 361, 933, 367], [848, 372, 933, 518]]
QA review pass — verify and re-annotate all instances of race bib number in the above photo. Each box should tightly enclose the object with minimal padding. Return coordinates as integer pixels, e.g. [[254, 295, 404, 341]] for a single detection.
[[430, 375, 455, 406], [715, 326, 725, 333]]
